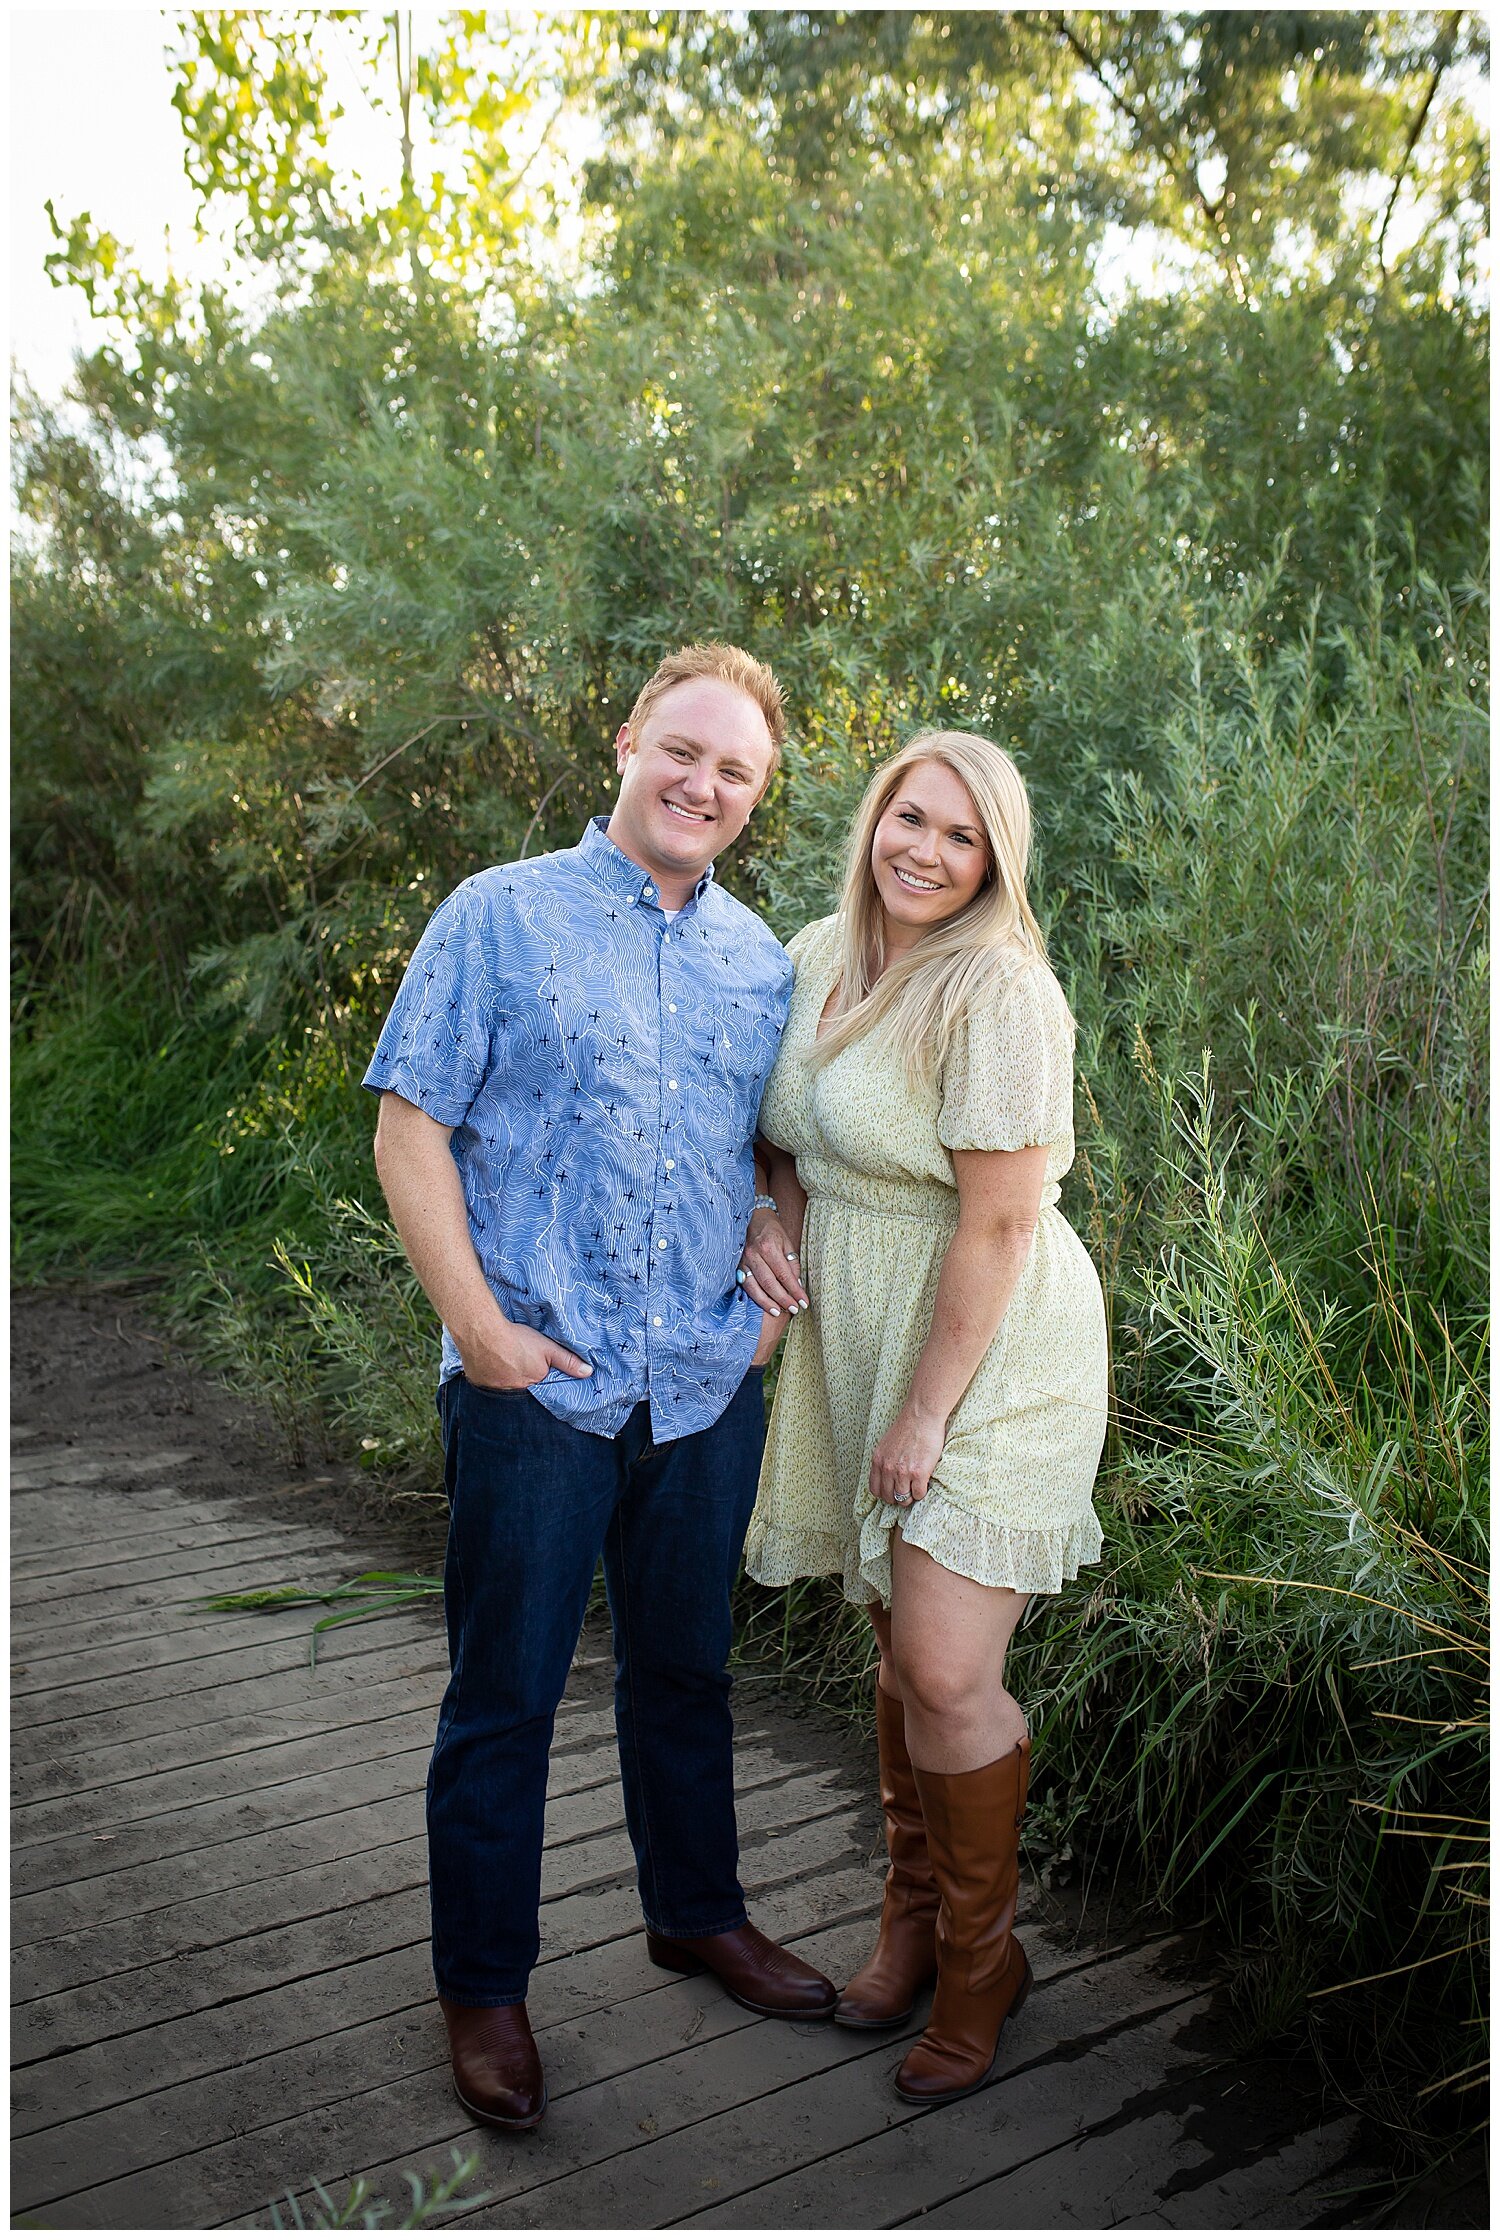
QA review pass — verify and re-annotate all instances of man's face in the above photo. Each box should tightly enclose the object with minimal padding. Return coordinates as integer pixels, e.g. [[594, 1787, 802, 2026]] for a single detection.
[[610, 676, 778, 888]]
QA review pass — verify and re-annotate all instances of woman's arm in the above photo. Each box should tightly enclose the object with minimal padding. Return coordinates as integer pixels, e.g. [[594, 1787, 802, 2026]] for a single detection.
[[868, 1142, 1049, 1507], [756, 1139, 808, 1255], [739, 1137, 811, 1355]]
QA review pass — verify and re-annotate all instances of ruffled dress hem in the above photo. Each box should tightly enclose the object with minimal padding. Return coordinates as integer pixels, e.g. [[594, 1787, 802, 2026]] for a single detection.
[[743, 1523, 876, 1604], [745, 1497, 1103, 1609]]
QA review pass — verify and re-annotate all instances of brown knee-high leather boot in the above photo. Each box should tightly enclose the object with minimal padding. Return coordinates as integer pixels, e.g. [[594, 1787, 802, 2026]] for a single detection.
[[835, 1684, 940, 2028], [894, 1738, 1032, 2103]]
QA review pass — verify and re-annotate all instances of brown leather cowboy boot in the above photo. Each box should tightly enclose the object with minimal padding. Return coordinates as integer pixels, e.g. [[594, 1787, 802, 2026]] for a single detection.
[[894, 1738, 1033, 2104], [438, 1996, 547, 2130], [836, 1684, 940, 2028], [644, 1919, 836, 2017]]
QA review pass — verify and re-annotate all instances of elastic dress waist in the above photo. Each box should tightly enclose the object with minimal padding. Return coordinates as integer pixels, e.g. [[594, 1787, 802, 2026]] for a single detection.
[[799, 1155, 1062, 1227]]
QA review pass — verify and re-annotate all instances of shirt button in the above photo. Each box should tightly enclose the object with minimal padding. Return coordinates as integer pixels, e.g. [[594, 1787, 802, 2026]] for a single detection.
[[665, 1159, 675, 1171], [668, 1002, 677, 1012], [656, 1237, 667, 1250], [643, 885, 655, 899], [652, 1315, 663, 1327], [668, 1078, 678, 1090]]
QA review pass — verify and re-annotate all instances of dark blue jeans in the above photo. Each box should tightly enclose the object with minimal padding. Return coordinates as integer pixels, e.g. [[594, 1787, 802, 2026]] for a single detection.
[[428, 1367, 765, 2004]]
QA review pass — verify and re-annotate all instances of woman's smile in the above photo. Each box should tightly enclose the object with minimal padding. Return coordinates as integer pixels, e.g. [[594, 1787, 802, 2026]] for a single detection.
[[871, 760, 990, 943]]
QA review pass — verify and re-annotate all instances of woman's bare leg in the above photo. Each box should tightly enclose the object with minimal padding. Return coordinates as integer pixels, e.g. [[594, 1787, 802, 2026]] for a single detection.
[[867, 1600, 899, 1702], [888, 1535, 1030, 1771]]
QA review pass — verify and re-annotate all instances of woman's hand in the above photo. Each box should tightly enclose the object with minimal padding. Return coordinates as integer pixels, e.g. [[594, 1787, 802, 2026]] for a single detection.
[[738, 1205, 810, 1327], [870, 1405, 947, 1509]]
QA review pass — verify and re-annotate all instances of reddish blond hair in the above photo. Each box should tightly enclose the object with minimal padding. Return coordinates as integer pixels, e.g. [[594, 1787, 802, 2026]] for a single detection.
[[627, 642, 787, 769]]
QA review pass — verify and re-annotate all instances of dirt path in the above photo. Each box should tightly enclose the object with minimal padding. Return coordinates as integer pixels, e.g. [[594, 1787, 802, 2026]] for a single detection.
[[12, 1287, 1406, 2229]]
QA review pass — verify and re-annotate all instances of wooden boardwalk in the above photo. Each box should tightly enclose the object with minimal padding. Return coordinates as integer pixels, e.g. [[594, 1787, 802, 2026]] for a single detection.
[[12, 1294, 1380, 2229]]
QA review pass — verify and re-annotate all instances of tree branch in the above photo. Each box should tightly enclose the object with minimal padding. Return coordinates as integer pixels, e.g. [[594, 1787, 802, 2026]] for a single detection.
[[1375, 11, 1461, 276], [1047, 11, 1247, 302]]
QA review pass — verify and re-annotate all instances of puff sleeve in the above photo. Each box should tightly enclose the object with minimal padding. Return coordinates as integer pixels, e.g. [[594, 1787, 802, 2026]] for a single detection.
[[938, 961, 1075, 1153]]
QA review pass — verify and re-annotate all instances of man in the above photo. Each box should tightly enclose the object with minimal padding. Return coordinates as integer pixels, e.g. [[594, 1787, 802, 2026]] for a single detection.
[[364, 642, 829, 2131]]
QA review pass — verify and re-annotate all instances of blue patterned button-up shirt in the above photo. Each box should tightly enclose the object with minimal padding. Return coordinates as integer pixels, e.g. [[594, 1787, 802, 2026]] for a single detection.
[[363, 817, 793, 1439]]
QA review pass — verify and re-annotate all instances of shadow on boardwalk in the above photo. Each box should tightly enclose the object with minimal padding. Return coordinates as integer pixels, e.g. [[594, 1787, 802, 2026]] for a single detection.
[[12, 1288, 1393, 2229]]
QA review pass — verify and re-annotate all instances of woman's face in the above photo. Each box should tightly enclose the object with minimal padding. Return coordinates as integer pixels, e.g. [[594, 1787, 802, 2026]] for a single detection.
[[870, 759, 990, 947]]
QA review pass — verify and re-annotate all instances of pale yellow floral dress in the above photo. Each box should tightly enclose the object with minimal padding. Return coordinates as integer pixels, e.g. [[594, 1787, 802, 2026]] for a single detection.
[[744, 913, 1108, 1606]]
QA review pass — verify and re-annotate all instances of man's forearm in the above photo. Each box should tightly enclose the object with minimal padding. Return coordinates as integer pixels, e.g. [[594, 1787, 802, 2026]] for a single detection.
[[374, 1101, 508, 1351]]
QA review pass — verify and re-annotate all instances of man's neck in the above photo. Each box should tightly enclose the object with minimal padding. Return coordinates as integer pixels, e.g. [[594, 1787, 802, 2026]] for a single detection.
[[602, 814, 704, 912]]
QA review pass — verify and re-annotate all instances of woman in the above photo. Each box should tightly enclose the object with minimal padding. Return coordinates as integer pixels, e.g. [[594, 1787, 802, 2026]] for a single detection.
[[739, 730, 1108, 2106]]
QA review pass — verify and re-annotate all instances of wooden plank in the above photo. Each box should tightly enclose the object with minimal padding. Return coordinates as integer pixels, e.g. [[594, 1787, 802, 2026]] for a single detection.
[[11, 1898, 882, 2214], [10, 1481, 214, 1520], [12, 1777, 867, 2066], [11, 1863, 882, 2213], [12, 1457, 372, 1520], [448, 1968, 1209, 2232], [11, 1700, 750, 1904], [11, 1520, 353, 1603], [14, 1854, 882, 2222], [13, 1857, 885, 2145], [12, 1696, 808, 1887], [11, 1603, 443, 1702], [10, 1602, 403, 1697], [544, 1989, 1217, 2231], [12, 1514, 297, 1578], [11, 1494, 244, 1548], [10, 1534, 370, 1648], [10, 1608, 443, 1734], [14, 1785, 425, 1958], [13, 1648, 452, 1765], [15, 1310, 1289, 2237], [14, 1764, 853, 2003], [12, 1701, 452, 1851], [899, 2103, 1215, 2229], [12, 1743, 435, 1900], [12, 1660, 453, 1810], [13, 1741, 837, 1955]]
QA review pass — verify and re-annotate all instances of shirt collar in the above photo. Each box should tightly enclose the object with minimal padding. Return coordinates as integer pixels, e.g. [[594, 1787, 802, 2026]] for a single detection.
[[577, 815, 717, 911]]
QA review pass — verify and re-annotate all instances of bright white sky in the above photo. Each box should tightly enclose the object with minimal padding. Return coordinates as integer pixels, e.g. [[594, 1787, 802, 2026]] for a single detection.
[[8, 5, 566, 401], [11, 7, 226, 398]]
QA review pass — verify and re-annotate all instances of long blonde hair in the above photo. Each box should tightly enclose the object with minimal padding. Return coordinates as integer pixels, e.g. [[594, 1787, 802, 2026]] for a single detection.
[[811, 730, 1055, 1087]]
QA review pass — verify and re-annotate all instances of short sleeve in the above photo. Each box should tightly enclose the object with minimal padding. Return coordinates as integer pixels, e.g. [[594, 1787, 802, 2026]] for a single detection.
[[362, 877, 499, 1126], [938, 962, 1075, 1153]]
